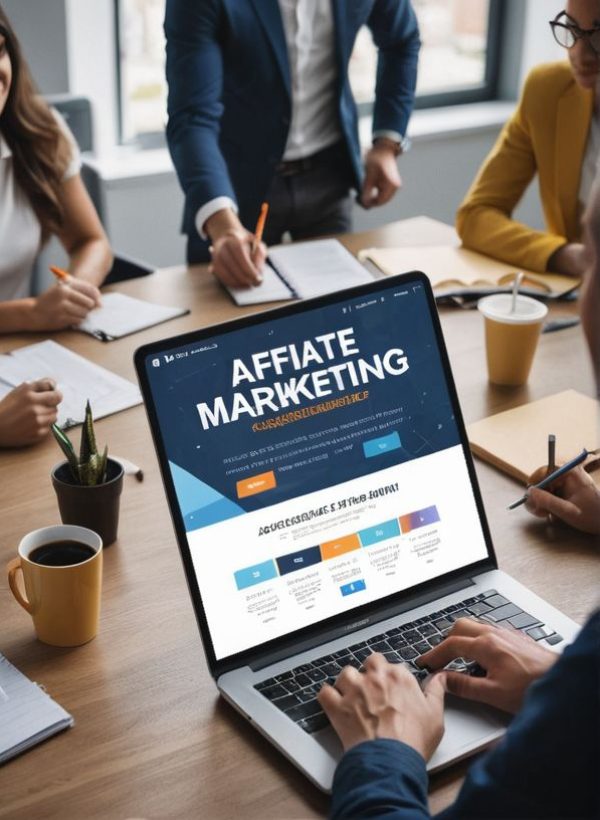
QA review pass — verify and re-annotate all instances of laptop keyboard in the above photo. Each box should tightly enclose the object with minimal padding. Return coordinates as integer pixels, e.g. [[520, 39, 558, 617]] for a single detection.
[[254, 588, 563, 734]]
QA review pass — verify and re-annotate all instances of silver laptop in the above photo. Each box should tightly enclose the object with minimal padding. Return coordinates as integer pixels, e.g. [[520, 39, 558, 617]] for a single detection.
[[135, 272, 579, 792]]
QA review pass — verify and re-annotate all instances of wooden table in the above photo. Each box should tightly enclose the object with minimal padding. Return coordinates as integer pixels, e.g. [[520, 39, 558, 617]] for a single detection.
[[1, 217, 597, 819]]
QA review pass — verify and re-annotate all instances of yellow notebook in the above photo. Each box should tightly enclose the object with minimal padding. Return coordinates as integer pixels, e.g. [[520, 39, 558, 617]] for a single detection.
[[467, 390, 600, 484], [358, 245, 580, 298]]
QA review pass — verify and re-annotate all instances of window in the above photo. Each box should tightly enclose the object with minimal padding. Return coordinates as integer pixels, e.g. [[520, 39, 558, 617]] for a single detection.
[[116, 0, 167, 144], [116, 0, 503, 144], [350, 0, 503, 111]]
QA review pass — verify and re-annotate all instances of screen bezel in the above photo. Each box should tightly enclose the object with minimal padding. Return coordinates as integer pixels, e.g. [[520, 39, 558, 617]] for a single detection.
[[134, 272, 497, 677]]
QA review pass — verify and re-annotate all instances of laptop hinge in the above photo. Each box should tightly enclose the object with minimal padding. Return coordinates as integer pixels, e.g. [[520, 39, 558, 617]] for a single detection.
[[248, 575, 476, 673]]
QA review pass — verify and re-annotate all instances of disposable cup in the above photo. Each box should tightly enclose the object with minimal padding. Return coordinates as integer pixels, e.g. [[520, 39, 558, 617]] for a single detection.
[[478, 294, 548, 386]]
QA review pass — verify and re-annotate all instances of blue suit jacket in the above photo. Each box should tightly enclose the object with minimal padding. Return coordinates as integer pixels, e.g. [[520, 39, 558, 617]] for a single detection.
[[165, 0, 420, 261]]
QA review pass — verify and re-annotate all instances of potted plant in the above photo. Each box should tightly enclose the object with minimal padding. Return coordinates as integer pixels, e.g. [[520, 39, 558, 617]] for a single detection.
[[51, 401, 124, 547]]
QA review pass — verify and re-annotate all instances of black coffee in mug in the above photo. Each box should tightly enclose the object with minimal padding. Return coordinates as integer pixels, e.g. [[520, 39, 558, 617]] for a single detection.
[[29, 541, 96, 567]]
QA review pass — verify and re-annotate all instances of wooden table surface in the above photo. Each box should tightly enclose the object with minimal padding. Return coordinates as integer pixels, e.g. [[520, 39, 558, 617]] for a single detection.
[[1, 217, 597, 819]]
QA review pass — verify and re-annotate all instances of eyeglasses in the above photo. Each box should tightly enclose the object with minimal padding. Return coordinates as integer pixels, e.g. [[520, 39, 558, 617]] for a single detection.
[[550, 11, 600, 55]]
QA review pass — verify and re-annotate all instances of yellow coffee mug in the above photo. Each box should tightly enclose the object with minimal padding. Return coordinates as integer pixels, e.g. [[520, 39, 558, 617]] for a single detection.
[[7, 525, 103, 647]]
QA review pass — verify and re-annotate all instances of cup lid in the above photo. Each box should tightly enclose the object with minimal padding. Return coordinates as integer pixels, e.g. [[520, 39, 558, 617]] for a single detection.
[[477, 293, 548, 324]]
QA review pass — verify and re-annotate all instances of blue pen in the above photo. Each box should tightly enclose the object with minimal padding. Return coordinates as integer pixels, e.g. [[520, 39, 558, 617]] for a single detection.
[[508, 448, 589, 510]]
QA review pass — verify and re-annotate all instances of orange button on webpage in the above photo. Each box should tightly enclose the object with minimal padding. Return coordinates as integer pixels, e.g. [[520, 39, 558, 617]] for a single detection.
[[237, 470, 277, 499], [320, 533, 361, 561]]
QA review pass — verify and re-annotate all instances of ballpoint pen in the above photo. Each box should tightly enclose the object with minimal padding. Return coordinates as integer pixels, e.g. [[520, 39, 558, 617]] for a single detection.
[[508, 448, 589, 510]]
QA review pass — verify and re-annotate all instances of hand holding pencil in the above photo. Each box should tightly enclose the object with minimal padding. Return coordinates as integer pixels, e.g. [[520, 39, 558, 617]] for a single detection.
[[27, 266, 101, 331], [205, 204, 268, 289]]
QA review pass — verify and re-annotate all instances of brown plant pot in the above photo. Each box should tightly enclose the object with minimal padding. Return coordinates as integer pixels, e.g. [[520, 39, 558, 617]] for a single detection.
[[51, 458, 124, 547]]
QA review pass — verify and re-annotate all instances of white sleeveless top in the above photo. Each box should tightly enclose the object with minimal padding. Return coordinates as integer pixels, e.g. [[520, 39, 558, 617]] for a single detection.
[[0, 108, 81, 302]]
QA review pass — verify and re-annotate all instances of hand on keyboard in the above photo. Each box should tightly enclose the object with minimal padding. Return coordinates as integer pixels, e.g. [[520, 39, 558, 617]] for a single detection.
[[417, 618, 558, 714], [317, 652, 446, 760]]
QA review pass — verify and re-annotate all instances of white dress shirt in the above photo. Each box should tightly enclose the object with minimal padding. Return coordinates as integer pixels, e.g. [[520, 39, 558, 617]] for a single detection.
[[198, 0, 341, 238], [0, 109, 81, 302]]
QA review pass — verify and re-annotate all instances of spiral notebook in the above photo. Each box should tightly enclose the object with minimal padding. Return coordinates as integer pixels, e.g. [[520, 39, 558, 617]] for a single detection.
[[227, 239, 373, 305], [0, 653, 73, 765]]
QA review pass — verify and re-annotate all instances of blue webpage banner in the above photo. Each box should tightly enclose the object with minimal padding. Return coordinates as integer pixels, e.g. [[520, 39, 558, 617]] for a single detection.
[[146, 283, 461, 532]]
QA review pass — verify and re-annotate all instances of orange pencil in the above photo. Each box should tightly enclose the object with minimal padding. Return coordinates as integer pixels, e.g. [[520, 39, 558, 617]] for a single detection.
[[50, 265, 70, 282], [252, 202, 269, 254]]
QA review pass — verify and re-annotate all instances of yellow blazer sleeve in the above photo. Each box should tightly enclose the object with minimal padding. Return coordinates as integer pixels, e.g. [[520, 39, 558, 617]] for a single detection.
[[456, 76, 566, 273]]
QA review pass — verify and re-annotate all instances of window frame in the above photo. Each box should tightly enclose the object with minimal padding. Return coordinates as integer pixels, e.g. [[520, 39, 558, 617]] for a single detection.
[[115, 0, 505, 145]]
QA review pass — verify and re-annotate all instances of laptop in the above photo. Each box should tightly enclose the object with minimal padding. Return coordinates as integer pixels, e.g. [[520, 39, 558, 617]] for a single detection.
[[134, 271, 580, 792]]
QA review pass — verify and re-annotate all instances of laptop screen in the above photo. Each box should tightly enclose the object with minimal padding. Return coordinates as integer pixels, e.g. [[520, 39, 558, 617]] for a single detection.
[[138, 275, 490, 663]]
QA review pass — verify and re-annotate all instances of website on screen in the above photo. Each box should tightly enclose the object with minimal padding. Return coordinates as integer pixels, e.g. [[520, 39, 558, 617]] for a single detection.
[[146, 283, 488, 660]]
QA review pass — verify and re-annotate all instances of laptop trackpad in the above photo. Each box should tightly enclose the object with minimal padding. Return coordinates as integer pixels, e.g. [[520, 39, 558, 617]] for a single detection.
[[313, 694, 508, 769], [429, 694, 508, 770]]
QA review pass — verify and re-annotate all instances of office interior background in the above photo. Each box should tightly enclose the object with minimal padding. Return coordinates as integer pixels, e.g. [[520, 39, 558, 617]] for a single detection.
[[5, 0, 564, 273]]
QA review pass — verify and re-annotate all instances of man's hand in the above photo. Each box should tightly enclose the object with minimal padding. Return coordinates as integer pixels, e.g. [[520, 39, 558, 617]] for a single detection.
[[418, 618, 557, 714], [318, 653, 446, 760], [29, 279, 101, 331], [547, 242, 588, 277], [0, 379, 63, 447], [525, 465, 600, 535], [205, 208, 266, 288], [361, 143, 402, 209]]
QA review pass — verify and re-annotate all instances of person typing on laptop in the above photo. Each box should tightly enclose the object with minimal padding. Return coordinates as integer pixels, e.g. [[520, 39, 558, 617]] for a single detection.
[[321, 179, 600, 816], [320, 611, 599, 819]]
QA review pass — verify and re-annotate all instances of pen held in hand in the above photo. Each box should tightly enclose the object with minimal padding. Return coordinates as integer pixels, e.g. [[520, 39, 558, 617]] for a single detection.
[[508, 448, 589, 510], [251, 201, 269, 256], [49, 265, 70, 282]]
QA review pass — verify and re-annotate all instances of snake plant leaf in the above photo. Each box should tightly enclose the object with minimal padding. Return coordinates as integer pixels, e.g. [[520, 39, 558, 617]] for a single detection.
[[99, 444, 108, 484], [51, 423, 79, 481], [79, 452, 102, 486], [79, 400, 97, 464]]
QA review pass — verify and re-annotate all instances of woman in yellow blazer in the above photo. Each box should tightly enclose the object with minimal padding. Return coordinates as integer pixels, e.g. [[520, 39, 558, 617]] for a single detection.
[[456, 1, 599, 276]]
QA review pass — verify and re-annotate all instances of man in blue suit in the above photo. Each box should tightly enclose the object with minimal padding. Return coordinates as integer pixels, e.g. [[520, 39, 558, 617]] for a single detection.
[[165, 0, 420, 288]]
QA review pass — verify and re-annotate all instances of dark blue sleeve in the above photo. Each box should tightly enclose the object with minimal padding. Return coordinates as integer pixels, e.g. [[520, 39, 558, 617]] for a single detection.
[[164, 0, 236, 234], [330, 740, 430, 820], [367, 0, 420, 136], [330, 611, 600, 819]]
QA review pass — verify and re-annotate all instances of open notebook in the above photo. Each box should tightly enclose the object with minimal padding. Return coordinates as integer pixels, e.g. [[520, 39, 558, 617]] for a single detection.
[[227, 239, 373, 305], [0, 653, 73, 764], [359, 245, 580, 299], [0, 340, 141, 429]]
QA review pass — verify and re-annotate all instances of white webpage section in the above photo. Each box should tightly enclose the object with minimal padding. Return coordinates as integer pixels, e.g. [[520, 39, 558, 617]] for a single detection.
[[189, 445, 488, 660]]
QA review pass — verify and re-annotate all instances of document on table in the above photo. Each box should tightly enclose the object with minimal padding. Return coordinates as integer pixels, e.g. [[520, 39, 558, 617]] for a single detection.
[[77, 293, 189, 341], [227, 239, 374, 305], [0, 340, 142, 428], [0, 653, 73, 765]]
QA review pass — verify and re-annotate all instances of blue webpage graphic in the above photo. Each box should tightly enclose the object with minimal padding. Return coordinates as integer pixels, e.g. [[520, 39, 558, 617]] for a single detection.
[[146, 284, 461, 533]]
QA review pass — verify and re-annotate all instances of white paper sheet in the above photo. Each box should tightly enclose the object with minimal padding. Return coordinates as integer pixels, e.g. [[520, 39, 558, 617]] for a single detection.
[[0, 340, 141, 428], [77, 293, 188, 340]]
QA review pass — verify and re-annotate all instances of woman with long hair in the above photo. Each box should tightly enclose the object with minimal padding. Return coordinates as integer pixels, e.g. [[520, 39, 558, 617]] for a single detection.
[[0, 5, 112, 445]]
